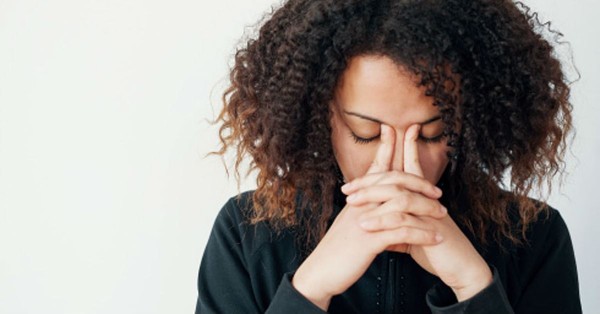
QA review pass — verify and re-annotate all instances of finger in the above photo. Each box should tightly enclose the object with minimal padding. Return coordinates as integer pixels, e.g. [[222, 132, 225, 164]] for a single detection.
[[374, 227, 443, 251], [366, 124, 395, 175], [404, 124, 424, 177], [359, 211, 434, 232], [342, 171, 442, 199], [347, 185, 447, 218]]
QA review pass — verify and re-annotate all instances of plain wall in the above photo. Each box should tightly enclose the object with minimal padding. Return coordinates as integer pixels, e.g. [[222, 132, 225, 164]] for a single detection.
[[0, 0, 597, 313]]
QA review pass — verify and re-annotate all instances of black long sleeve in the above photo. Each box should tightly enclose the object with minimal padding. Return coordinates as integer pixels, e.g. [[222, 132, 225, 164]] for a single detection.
[[196, 196, 264, 314], [512, 207, 581, 313], [196, 191, 581, 313]]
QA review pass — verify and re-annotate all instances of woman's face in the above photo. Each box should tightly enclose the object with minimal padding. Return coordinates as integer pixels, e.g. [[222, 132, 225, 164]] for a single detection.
[[330, 55, 450, 184]]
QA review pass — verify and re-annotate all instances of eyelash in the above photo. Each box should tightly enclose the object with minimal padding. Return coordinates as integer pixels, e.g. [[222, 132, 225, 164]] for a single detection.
[[349, 133, 379, 144], [349, 132, 445, 145], [419, 134, 446, 144]]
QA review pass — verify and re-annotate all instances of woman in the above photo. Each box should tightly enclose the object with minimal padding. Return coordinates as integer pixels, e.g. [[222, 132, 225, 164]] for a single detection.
[[197, 0, 581, 313]]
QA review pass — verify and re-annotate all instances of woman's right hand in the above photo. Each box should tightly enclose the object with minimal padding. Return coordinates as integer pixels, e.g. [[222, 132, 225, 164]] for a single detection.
[[291, 125, 446, 310]]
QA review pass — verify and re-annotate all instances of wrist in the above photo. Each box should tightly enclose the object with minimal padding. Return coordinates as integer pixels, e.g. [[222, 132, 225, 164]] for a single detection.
[[291, 270, 333, 310], [451, 264, 493, 302]]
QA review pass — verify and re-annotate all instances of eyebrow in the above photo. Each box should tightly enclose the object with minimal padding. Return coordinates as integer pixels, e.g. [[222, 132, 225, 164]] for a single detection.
[[343, 110, 442, 126]]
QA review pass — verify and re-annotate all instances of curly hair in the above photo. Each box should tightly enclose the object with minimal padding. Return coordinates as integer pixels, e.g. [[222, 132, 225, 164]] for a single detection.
[[213, 0, 573, 251]]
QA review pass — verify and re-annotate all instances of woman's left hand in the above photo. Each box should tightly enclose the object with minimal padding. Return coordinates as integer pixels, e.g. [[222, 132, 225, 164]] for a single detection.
[[341, 124, 493, 302]]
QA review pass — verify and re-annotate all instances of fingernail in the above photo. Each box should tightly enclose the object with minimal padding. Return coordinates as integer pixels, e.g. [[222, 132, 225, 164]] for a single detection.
[[381, 124, 388, 136], [341, 182, 352, 193], [412, 125, 421, 139], [435, 234, 444, 242], [347, 193, 357, 202], [440, 205, 447, 214], [435, 186, 443, 195]]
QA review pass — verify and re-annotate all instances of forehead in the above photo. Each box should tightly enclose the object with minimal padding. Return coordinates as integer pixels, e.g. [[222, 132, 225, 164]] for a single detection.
[[334, 55, 439, 127]]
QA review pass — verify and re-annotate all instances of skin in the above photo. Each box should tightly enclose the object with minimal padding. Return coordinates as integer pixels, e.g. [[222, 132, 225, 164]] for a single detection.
[[292, 55, 492, 310], [330, 54, 450, 184]]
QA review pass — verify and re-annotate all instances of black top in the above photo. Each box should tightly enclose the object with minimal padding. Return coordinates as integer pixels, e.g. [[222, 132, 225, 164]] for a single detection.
[[195, 190, 581, 313]]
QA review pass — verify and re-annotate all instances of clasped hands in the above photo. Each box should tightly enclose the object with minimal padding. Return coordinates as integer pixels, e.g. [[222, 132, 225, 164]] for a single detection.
[[292, 124, 492, 310]]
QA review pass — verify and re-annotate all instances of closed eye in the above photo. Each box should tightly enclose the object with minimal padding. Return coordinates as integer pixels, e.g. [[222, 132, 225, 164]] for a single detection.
[[349, 132, 379, 144], [350, 131, 445, 145], [419, 133, 446, 144]]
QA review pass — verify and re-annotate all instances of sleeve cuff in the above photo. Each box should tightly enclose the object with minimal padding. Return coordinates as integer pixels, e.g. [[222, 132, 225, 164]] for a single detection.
[[266, 273, 328, 314], [426, 266, 514, 314]]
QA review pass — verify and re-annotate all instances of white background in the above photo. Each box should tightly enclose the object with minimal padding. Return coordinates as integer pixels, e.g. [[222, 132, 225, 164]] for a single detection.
[[0, 0, 597, 313]]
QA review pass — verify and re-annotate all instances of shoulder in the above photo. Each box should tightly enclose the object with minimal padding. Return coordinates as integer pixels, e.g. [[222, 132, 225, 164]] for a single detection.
[[521, 203, 575, 262], [210, 190, 296, 258], [512, 200, 572, 250], [214, 190, 256, 227], [211, 190, 261, 244], [498, 200, 581, 312], [477, 198, 578, 295], [502, 199, 577, 279], [478, 195, 576, 275]]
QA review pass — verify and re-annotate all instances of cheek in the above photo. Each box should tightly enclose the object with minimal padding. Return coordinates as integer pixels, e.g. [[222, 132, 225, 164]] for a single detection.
[[417, 143, 450, 184]]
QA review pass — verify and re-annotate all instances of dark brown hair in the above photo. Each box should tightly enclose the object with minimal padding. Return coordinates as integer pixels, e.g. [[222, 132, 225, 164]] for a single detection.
[[214, 0, 574, 250]]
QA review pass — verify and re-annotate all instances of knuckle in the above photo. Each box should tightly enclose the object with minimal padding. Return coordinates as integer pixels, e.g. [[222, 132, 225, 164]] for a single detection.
[[396, 228, 409, 239], [395, 196, 408, 210], [357, 212, 370, 221], [390, 212, 405, 225], [373, 172, 387, 184], [402, 192, 413, 205], [373, 216, 385, 228]]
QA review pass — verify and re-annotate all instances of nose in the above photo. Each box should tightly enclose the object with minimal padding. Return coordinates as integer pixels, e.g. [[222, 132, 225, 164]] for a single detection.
[[391, 129, 405, 172]]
